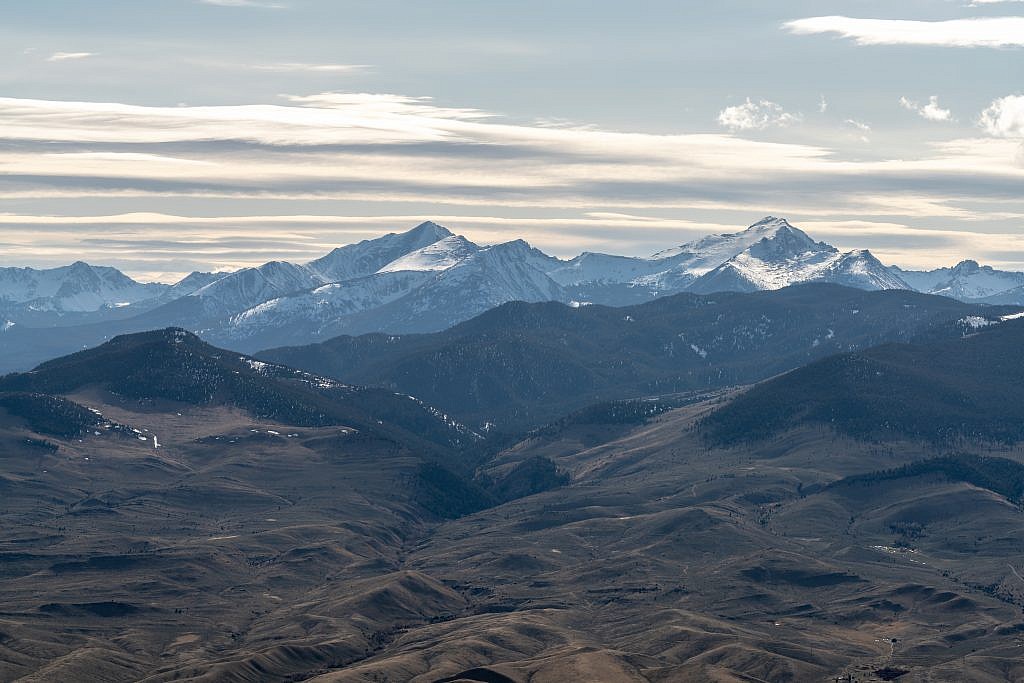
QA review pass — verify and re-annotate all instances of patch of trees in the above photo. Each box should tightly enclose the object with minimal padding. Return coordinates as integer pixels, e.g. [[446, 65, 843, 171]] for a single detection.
[[414, 455, 570, 520], [702, 320, 1024, 446], [828, 454, 1024, 504], [484, 456, 570, 502], [0, 392, 99, 438]]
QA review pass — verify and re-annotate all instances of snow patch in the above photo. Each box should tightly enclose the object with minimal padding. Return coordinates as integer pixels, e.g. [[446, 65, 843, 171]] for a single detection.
[[961, 316, 996, 330], [242, 358, 272, 374]]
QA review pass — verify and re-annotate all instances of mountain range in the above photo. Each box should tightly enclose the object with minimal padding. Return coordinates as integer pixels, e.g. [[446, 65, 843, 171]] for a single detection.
[[2, 216, 1023, 373], [259, 285, 1020, 432]]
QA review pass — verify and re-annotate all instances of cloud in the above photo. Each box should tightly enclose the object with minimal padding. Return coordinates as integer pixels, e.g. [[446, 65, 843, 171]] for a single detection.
[[199, 0, 286, 7], [979, 95, 1024, 137], [252, 63, 369, 73], [843, 119, 871, 143], [784, 16, 1024, 48], [717, 99, 801, 131], [47, 52, 95, 62], [1, 92, 1024, 273], [818, 96, 828, 114], [899, 96, 954, 122]]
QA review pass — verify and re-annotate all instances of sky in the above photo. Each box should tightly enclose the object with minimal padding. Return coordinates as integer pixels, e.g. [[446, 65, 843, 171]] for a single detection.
[[1, 0, 1023, 281]]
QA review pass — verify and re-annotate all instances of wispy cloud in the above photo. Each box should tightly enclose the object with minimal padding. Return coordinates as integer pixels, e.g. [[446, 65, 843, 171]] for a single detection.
[[1, 92, 1023, 272], [900, 96, 954, 122], [843, 119, 872, 142], [251, 63, 369, 73], [199, 0, 286, 7], [717, 99, 801, 131], [784, 16, 1024, 48], [46, 52, 96, 62]]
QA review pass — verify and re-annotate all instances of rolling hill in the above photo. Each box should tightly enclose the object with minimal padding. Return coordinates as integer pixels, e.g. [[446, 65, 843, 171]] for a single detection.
[[0, 327, 477, 451], [704, 315, 1024, 446]]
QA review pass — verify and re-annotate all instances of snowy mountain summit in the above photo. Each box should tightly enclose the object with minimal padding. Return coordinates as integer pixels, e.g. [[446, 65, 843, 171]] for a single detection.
[[684, 218, 908, 293], [3, 216, 1022, 360], [208, 216, 922, 348], [0, 261, 169, 313]]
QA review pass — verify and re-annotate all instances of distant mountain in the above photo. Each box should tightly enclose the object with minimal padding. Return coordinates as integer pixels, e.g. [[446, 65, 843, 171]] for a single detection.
[[0, 261, 168, 313], [546, 252, 670, 287], [376, 234, 480, 273], [703, 314, 1024, 446], [4, 216, 1024, 373], [259, 285, 1019, 432], [980, 284, 1024, 306], [216, 238, 563, 350], [160, 271, 223, 299], [208, 218, 915, 350], [336, 239, 565, 337], [307, 220, 454, 281], [686, 220, 908, 294], [0, 328, 476, 449], [892, 260, 1024, 303], [188, 261, 325, 317], [225, 271, 436, 348]]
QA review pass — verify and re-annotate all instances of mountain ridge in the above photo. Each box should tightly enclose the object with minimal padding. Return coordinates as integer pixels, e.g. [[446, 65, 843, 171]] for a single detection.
[[4, 216, 1023, 373], [258, 284, 1022, 432]]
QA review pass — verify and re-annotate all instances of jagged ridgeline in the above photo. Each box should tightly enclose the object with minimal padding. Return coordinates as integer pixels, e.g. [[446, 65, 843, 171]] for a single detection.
[[703, 318, 1024, 445], [6, 217, 1024, 377]]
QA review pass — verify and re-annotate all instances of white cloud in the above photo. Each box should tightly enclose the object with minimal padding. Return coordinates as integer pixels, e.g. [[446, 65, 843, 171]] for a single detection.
[[717, 98, 801, 131], [979, 95, 1024, 137], [967, 0, 1024, 4], [784, 16, 1024, 48], [200, 0, 286, 7], [899, 96, 953, 122], [252, 63, 369, 73], [2, 92, 1024, 272], [818, 96, 828, 114], [47, 52, 95, 62], [843, 119, 871, 143]]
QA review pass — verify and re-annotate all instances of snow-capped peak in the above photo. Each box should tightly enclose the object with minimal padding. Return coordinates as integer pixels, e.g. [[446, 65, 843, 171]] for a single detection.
[[307, 221, 455, 282], [377, 235, 480, 273], [745, 221, 828, 261], [951, 259, 981, 275], [648, 216, 820, 278], [892, 258, 1024, 301], [686, 221, 907, 294], [0, 261, 169, 312], [407, 220, 454, 242]]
